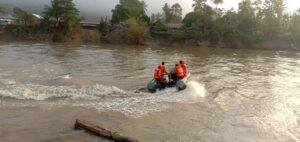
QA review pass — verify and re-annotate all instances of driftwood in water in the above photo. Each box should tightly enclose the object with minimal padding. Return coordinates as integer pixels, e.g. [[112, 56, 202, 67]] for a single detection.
[[74, 119, 139, 142]]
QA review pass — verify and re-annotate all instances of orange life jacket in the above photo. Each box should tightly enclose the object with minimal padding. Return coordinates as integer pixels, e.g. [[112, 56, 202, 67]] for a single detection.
[[175, 66, 184, 78], [159, 65, 167, 75], [154, 68, 162, 80], [180, 63, 187, 76]]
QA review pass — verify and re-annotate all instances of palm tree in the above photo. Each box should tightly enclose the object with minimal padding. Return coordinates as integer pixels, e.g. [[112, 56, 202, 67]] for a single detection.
[[211, 0, 223, 7], [163, 3, 171, 22], [273, 0, 286, 20], [193, 0, 207, 11], [210, 0, 223, 16], [172, 3, 182, 18], [141, 0, 147, 12]]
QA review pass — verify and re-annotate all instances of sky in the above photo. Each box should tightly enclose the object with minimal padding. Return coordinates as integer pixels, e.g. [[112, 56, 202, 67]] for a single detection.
[[220, 0, 300, 13], [0, 0, 299, 17]]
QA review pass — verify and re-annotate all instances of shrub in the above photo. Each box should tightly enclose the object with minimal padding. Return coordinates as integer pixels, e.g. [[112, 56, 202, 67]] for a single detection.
[[208, 30, 220, 43], [52, 33, 65, 42], [4, 24, 44, 34], [127, 18, 147, 44], [170, 30, 186, 42]]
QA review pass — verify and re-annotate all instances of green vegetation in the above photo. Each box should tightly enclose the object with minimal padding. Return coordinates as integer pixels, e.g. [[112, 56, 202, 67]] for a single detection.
[[0, 4, 4, 14], [100, 0, 149, 44], [4, 7, 42, 34], [43, 0, 80, 32], [111, 0, 150, 24], [127, 18, 147, 44], [290, 9, 300, 44], [4, 25, 43, 34], [163, 3, 183, 23], [150, 13, 163, 23], [2, 0, 80, 42], [2, 0, 300, 47], [98, 17, 110, 36], [13, 7, 35, 25], [178, 0, 300, 45], [52, 33, 66, 42]]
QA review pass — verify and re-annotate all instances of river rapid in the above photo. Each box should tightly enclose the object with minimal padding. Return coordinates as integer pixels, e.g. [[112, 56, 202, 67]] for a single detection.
[[0, 42, 299, 142]]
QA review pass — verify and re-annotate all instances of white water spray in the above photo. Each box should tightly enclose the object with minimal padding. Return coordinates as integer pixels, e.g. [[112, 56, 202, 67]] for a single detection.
[[186, 81, 206, 97], [63, 74, 71, 79]]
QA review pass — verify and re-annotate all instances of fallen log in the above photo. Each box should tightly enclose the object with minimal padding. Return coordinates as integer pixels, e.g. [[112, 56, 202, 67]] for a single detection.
[[74, 119, 139, 142]]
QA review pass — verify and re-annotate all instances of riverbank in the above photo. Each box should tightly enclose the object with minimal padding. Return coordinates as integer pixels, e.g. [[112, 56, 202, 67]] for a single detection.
[[0, 27, 101, 43], [0, 30, 298, 51]]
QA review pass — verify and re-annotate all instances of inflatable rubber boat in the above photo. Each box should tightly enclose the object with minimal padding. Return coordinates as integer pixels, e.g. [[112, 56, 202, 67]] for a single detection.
[[147, 73, 190, 93]]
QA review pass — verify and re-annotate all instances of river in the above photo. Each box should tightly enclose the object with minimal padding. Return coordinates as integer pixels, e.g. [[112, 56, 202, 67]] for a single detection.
[[0, 42, 299, 142]]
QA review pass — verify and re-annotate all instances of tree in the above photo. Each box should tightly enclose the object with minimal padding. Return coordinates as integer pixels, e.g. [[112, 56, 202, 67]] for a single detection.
[[210, 0, 224, 19], [290, 9, 300, 43], [210, 0, 223, 8], [98, 17, 110, 36], [192, 0, 207, 12], [43, 0, 80, 31], [183, 12, 198, 28], [260, 0, 286, 38], [236, 0, 261, 42], [111, 4, 131, 24], [217, 9, 238, 42], [163, 3, 182, 23], [150, 12, 163, 23], [111, 0, 149, 24], [211, 0, 223, 5], [270, 0, 286, 20], [127, 18, 146, 44], [0, 4, 4, 14], [120, 0, 147, 15], [163, 3, 171, 22], [170, 3, 183, 22], [183, 0, 219, 41], [13, 7, 35, 25]]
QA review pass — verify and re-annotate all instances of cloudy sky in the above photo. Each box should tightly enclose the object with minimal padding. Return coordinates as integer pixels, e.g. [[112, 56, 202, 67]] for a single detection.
[[1, 0, 299, 17]]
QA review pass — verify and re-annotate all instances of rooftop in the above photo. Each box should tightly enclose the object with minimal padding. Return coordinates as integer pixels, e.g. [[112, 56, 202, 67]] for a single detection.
[[164, 23, 183, 29], [80, 17, 100, 24], [0, 14, 18, 20]]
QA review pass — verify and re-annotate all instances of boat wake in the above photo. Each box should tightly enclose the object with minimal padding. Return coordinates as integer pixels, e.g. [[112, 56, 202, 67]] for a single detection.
[[0, 81, 206, 118]]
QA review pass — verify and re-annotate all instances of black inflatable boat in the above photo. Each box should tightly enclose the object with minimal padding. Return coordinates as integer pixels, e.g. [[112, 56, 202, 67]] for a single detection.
[[147, 73, 190, 93]]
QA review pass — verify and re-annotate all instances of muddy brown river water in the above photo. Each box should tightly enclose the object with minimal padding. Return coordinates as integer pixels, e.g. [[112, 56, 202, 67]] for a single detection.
[[0, 42, 299, 142]]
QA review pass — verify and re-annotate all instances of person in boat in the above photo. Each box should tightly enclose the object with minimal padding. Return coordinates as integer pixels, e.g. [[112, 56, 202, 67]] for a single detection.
[[179, 60, 188, 77], [154, 65, 162, 81], [171, 64, 184, 82], [159, 62, 168, 75], [154, 65, 166, 88]]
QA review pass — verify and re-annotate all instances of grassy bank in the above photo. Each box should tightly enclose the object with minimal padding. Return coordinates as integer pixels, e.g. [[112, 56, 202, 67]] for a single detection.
[[0, 22, 298, 50], [0, 26, 101, 43], [1, 28, 298, 51], [1, 0, 299, 50]]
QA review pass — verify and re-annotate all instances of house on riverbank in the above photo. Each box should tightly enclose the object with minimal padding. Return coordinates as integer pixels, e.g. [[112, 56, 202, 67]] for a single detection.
[[80, 17, 100, 30], [150, 21, 183, 35], [0, 14, 18, 26]]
